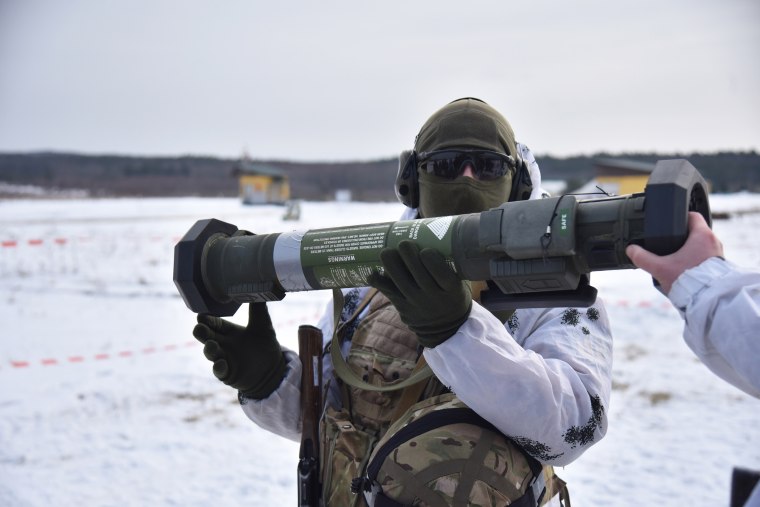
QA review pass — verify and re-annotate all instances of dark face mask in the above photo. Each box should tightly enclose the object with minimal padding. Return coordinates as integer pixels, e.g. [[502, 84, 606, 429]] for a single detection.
[[418, 170, 512, 218]]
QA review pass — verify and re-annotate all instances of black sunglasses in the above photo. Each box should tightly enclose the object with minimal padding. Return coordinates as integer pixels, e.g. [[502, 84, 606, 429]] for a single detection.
[[418, 149, 516, 181]]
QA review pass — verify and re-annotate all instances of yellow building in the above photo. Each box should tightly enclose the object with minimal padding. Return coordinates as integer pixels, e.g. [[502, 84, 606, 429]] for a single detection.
[[594, 158, 655, 195], [232, 160, 290, 205]]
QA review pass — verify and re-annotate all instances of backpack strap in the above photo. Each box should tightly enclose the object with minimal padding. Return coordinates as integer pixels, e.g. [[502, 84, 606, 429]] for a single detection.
[[388, 355, 431, 422], [330, 288, 433, 393]]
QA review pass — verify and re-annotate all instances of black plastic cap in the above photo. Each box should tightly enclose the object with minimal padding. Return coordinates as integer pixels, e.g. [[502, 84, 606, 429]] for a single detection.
[[644, 159, 711, 256], [173, 218, 242, 316]]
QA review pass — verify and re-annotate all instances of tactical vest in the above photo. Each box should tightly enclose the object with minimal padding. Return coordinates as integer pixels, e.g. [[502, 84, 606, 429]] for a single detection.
[[319, 288, 568, 507]]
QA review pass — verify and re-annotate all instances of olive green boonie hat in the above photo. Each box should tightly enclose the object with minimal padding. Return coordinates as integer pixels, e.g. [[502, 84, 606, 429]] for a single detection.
[[414, 98, 518, 158]]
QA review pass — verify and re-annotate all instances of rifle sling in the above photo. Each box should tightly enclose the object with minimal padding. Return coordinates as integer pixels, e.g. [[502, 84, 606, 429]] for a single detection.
[[330, 288, 433, 393]]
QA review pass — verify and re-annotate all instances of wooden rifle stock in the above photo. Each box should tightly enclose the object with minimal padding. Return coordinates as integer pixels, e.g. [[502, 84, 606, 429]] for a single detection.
[[297, 325, 323, 506]]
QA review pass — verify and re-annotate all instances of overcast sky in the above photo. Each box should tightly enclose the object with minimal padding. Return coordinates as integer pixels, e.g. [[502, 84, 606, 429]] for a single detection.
[[0, 0, 758, 161]]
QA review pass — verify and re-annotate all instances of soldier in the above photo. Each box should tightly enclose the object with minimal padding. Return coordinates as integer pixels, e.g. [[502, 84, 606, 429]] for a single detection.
[[193, 98, 613, 506]]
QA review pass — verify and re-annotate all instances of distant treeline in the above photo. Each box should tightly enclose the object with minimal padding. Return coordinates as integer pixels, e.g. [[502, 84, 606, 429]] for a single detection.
[[0, 150, 758, 200]]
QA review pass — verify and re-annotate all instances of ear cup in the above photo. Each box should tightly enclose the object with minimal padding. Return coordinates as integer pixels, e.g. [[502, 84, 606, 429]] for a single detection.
[[395, 150, 419, 208]]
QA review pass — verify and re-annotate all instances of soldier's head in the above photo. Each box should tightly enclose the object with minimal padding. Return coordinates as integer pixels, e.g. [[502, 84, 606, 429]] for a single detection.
[[395, 98, 528, 218]]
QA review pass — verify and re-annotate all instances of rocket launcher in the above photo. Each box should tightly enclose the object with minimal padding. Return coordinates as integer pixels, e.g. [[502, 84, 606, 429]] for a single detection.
[[174, 159, 711, 317]]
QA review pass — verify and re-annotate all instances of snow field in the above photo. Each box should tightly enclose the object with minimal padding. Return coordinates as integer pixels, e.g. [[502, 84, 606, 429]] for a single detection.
[[1, 195, 758, 506]]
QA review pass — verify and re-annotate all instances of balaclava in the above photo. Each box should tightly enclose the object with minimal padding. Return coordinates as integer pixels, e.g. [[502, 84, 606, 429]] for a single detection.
[[415, 98, 517, 218]]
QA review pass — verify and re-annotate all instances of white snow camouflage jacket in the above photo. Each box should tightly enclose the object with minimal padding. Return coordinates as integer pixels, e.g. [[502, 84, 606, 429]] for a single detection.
[[668, 256, 760, 398]]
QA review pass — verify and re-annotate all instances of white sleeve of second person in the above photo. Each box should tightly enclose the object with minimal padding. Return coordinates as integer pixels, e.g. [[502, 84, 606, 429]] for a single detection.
[[668, 257, 760, 398], [423, 300, 613, 467]]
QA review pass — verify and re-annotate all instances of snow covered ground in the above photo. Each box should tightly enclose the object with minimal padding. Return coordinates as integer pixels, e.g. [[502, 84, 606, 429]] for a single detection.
[[1, 193, 758, 506]]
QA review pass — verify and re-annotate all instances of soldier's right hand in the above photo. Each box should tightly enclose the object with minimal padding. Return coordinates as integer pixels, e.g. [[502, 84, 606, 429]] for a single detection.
[[193, 302, 287, 399]]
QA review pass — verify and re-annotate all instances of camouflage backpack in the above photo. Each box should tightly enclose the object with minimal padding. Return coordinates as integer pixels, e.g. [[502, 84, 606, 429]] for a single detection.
[[352, 393, 566, 507]]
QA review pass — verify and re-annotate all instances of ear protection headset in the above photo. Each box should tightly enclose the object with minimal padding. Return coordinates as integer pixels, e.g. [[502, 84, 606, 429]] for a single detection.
[[394, 149, 534, 209]]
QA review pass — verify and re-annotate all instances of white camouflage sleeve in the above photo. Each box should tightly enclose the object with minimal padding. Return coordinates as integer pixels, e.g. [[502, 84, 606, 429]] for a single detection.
[[238, 349, 303, 442], [669, 257, 760, 398], [237, 289, 352, 442], [423, 299, 613, 467]]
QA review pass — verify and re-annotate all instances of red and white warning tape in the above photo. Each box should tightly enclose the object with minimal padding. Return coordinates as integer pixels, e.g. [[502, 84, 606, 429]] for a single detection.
[[2, 312, 325, 371], [2, 238, 69, 247], [0, 236, 182, 247], [8, 341, 198, 369]]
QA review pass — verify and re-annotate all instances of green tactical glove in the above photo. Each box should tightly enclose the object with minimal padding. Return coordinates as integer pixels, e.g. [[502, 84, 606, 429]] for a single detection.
[[368, 240, 472, 348], [193, 302, 287, 399]]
